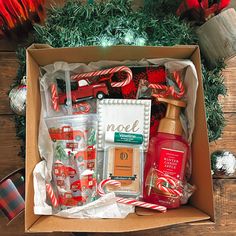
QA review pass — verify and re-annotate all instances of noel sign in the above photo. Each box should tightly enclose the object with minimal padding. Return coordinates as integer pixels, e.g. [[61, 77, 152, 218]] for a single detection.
[[97, 99, 151, 151]]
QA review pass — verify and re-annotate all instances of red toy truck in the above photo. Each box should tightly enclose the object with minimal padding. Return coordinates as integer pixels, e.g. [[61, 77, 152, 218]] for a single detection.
[[49, 126, 84, 142], [59, 192, 86, 206], [58, 79, 109, 104], [70, 174, 96, 192], [53, 161, 76, 178]]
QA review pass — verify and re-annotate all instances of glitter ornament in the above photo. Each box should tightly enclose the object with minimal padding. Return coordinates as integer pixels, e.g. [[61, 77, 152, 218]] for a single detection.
[[9, 77, 27, 116], [211, 150, 236, 176]]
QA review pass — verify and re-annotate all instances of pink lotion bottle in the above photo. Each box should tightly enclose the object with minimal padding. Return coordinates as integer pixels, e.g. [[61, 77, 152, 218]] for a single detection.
[[143, 98, 189, 208]]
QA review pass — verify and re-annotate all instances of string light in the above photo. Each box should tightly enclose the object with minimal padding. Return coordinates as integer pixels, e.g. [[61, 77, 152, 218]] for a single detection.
[[99, 37, 114, 47], [124, 31, 134, 44], [135, 37, 146, 46]]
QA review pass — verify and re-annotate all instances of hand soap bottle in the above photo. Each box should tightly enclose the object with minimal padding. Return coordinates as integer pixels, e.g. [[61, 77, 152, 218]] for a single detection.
[[143, 98, 189, 208]]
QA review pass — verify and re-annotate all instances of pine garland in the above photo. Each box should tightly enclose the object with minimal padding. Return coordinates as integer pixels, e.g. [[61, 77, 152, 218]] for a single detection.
[[15, 0, 226, 157], [33, 0, 196, 47], [202, 62, 227, 141]]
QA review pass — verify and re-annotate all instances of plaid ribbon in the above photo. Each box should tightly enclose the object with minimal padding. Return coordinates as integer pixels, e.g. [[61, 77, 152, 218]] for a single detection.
[[0, 169, 25, 221]]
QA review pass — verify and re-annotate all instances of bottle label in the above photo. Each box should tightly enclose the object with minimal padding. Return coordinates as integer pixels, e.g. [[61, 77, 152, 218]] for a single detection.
[[159, 148, 184, 179]]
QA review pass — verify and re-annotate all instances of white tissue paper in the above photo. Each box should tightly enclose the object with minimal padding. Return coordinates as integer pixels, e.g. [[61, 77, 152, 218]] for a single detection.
[[56, 192, 134, 219], [33, 58, 198, 218]]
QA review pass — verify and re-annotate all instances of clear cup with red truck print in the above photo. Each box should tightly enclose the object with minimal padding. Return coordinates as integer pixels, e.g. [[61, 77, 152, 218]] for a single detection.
[[45, 114, 98, 209]]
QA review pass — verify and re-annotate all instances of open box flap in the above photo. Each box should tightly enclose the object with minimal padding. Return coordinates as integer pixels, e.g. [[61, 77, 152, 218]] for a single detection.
[[25, 49, 42, 230], [27, 206, 210, 233], [27, 45, 199, 66], [189, 48, 215, 220]]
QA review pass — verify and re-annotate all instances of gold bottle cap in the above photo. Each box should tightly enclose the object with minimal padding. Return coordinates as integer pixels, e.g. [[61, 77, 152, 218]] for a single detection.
[[157, 98, 186, 136]]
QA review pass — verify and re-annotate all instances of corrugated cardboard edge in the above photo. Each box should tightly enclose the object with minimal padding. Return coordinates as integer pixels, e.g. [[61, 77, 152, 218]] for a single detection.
[[25, 44, 215, 232], [189, 46, 215, 221], [27, 206, 210, 233], [27, 45, 199, 66], [25, 48, 41, 231], [27, 44, 53, 50]]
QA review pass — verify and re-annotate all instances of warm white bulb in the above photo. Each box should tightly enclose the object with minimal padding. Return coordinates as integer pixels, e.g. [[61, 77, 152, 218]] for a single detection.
[[101, 40, 108, 47], [124, 31, 134, 44], [135, 37, 146, 46], [100, 38, 113, 47]]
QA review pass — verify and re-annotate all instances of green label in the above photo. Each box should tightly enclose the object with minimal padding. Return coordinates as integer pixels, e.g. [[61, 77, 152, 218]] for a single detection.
[[114, 132, 143, 144]]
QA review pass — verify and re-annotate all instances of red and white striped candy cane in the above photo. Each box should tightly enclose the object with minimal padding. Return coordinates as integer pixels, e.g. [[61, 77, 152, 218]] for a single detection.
[[51, 83, 59, 111], [155, 176, 182, 197], [116, 197, 166, 212], [158, 176, 177, 187], [97, 179, 121, 196], [46, 183, 59, 208], [149, 71, 185, 99], [98, 179, 166, 213], [71, 66, 132, 88]]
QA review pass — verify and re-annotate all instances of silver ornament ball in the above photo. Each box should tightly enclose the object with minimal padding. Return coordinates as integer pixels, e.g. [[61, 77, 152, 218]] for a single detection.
[[211, 150, 236, 176], [9, 83, 27, 116]]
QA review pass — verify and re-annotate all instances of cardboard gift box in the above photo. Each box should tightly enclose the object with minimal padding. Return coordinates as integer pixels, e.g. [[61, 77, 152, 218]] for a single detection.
[[26, 45, 214, 233]]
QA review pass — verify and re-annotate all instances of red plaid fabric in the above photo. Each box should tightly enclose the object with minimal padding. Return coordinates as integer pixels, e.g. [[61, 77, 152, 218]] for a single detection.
[[0, 170, 25, 221]]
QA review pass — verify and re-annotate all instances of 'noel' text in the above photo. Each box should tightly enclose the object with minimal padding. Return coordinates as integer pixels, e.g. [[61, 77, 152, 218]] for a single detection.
[[107, 120, 140, 132]]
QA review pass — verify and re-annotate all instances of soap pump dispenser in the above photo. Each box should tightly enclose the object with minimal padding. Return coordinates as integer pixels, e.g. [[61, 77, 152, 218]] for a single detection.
[[143, 97, 189, 208]]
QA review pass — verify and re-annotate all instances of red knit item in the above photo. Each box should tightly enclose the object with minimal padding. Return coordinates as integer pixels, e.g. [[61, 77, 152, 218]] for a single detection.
[[147, 67, 166, 84], [121, 80, 137, 96]]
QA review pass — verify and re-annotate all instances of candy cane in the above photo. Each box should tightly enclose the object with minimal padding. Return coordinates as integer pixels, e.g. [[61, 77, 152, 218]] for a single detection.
[[46, 183, 59, 208], [51, 83, 59, 111], [149, 71, 185, 99], [98, 179, 166, 213], [116, 197, 166, 212], [155, 176, 182, 197], [97, 179, 121, 196], [71, 66, 132, 88]]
